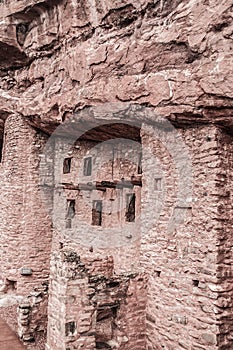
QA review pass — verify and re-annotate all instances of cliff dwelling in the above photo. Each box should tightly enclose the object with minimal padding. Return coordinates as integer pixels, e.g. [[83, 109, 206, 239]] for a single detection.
[[0, 1, 233, 350]]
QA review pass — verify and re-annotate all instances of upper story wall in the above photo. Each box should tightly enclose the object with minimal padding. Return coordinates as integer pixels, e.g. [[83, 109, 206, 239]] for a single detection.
[[50, 135, 142, 274], [0, 114, 53, 296]]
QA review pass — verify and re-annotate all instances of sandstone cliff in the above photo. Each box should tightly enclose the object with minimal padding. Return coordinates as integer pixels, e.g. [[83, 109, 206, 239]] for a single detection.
[[0, 0, 232, 131]]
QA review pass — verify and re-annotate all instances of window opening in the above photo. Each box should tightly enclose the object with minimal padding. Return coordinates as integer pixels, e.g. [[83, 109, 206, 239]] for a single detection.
[[66, 200, 75, 228], [92, 200, 102, 226], [63, 157, 72, 174], [5, 279, 17, 293], [138, 152, 142, 174], [154, 178, 162, 191], [65, 321, 76, 336], [83, 157, 92, 176], [126, 193, 135, 222]]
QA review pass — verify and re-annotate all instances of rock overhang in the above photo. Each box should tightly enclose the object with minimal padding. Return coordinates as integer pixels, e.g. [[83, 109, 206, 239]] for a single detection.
[[0, 0, 231, 127]]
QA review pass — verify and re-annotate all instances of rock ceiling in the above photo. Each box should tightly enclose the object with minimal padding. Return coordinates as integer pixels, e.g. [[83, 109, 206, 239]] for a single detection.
[[0, 0, 232, 133]]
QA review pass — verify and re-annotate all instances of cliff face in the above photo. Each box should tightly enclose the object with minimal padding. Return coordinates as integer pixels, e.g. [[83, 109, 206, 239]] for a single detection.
[[0, 2, 233, 350], [0, 0, 232, 131]]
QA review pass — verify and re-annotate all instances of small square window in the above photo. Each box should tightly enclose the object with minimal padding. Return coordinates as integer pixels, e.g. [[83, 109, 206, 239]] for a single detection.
[[65, 321, 76, 336], [126, 194, 135, 222], [83, 157, 92, 176], [63, 158, 72, 174]]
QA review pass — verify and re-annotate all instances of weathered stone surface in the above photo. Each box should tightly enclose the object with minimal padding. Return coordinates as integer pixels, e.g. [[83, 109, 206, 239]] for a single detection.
[[0, 0, 232, 129], [0, 1, 233, 350]]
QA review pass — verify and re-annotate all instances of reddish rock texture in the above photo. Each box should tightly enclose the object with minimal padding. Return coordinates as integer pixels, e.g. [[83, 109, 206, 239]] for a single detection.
[[0, 1, 232, 350], [0, 0, 232, 128]]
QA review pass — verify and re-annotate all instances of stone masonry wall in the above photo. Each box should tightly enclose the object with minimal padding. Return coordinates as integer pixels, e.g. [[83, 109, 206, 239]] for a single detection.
[[0, 114, 53, 348], [0, 110, 232, 350], [52, 136, 142, 275], [46, 250, 147, 350], [140, 124, 233, 350], [0, 114, 52, 293], [0, 0, 232, 349], [43, 119, 233, 350], [18, 282, 49, 348]]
